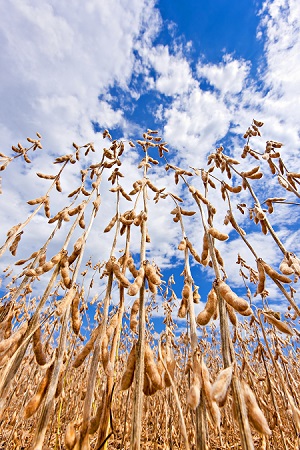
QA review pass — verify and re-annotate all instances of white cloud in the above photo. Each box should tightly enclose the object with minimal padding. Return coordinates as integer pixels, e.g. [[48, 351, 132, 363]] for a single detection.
[[197, 55, 251, 95], [0, 0, 161, 148], [161, 86, 232, 166], [139, 44, 196, 96]]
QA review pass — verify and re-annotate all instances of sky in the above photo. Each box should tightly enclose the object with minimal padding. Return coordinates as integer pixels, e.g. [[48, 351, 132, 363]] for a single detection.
[[0, 0, 300, 335]]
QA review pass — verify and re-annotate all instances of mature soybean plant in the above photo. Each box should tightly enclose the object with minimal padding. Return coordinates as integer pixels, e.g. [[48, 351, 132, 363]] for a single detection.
[[0, 121, 299, 449]]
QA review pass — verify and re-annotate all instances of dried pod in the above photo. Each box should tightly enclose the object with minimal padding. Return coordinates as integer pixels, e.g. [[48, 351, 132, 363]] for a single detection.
[[73, 324, 101, 368], [65, 422, 77, 450], [256, 260, 266, 295], [112, 261, 130, 288], [24, 363, 54, 419], [130, 299, 139, 334], [263, 312, 293, 335], [186, 240, 201, 263], [9, 232, 23, 256], [33, 325, 47, 366], [279, 257, 294, 275], [200, 232, 210, 265], [193, 286, 201, 304], [260, 259, 292, 284], [145, 263, 161, 285], [217, 280, 249, 313], [242, 166, 260, 178], [242, 381, 272, 436], [211, 365, 233, 407], [187, 374, 201, 409], [178, 239, 186, 251], [120, 343, 136, 390], [144, 344, 163, 391], [201, 359, 221, 429], [224, 183, 242, 193], [56, 286, 77, 317], [178, 297, 188, 318], [101, 334, 109, 371], [27, 195, 46, 206], [196, 288, 217, 326], [128, 267, 145, 296], [60, 256, 72, 289], [226, 304, 238, 327], [79, 212, 85, 229], [127, 256, 139, 278], [208, 227, 229, 241], [71, 290, 81, 335]]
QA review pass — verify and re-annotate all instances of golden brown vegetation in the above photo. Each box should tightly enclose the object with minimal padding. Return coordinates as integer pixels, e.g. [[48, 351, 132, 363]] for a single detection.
[[0, 122, 299, 449]]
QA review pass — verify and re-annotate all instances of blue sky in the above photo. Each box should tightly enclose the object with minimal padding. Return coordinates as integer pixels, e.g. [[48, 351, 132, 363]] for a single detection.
[[0, 0, 300, 335]]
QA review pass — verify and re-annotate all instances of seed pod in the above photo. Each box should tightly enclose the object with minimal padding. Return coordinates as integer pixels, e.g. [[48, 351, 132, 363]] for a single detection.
[[60, 256, 71, 289], [0, 311, 13, 340], [260, 259, 292, 284], [187, 374, 201, 409], [24, 363, 54, 419], [145, 263, 161, 285], [200, 233, 210, 265], [148, 279, 158, 294], [112, 261, 130, 288], [242, 381, 272, 436], [208, 227, 229, 241], [24, 268, 37, 277], [226, 304, 238, 327], [215, 248, 224, 267], [265, 377, 271, 395], [65, 422, 77, 450], [178, 298, 188, 318], [144, 344, 163, 391], [178, 239, 186, 251], [51, 251, 63, 264], [43, 197, 50, 218], [120, 343, 136, 390], [56, 286, 77, 317], [263, 312, 293, 335], [71, 290, 81, 335], [79, 212, 85, 229], [104, 214, 118, 233], [196, 288, 217, 326], [242, 166, 260, 178], [41, 260, 55, 273], [256, 260, 266, 295], [73, 324, 101, 368], [27, 195, 46, 205], [0, 321, 28, 354], [201, 359, 221, 429], [128, 267, 144, 296], [186, 240, 201, 263], [189, 186, 209, 205], [224, 183, 242, 193], [33, 325, 47, 366], [68, 204, 84, 216], [101, 334, 109, 371], [217, 280, 249, 313], [127, 257, 139, 278], [9, 232, 23, 256], [193, 286, 201, 304], [55, 178, 62, 192], [106, 313, 119, 340], [286, 392, 300, 433], [211, 365, 233, 407], [119, 187, 132, 201], [130, 299, 139, 334], [162, 348, 176, 387], [279, 258, 294, 275]]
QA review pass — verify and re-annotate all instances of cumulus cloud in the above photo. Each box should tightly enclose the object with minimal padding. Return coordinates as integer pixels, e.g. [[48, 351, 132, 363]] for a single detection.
[[197, 54, 251, 95]]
